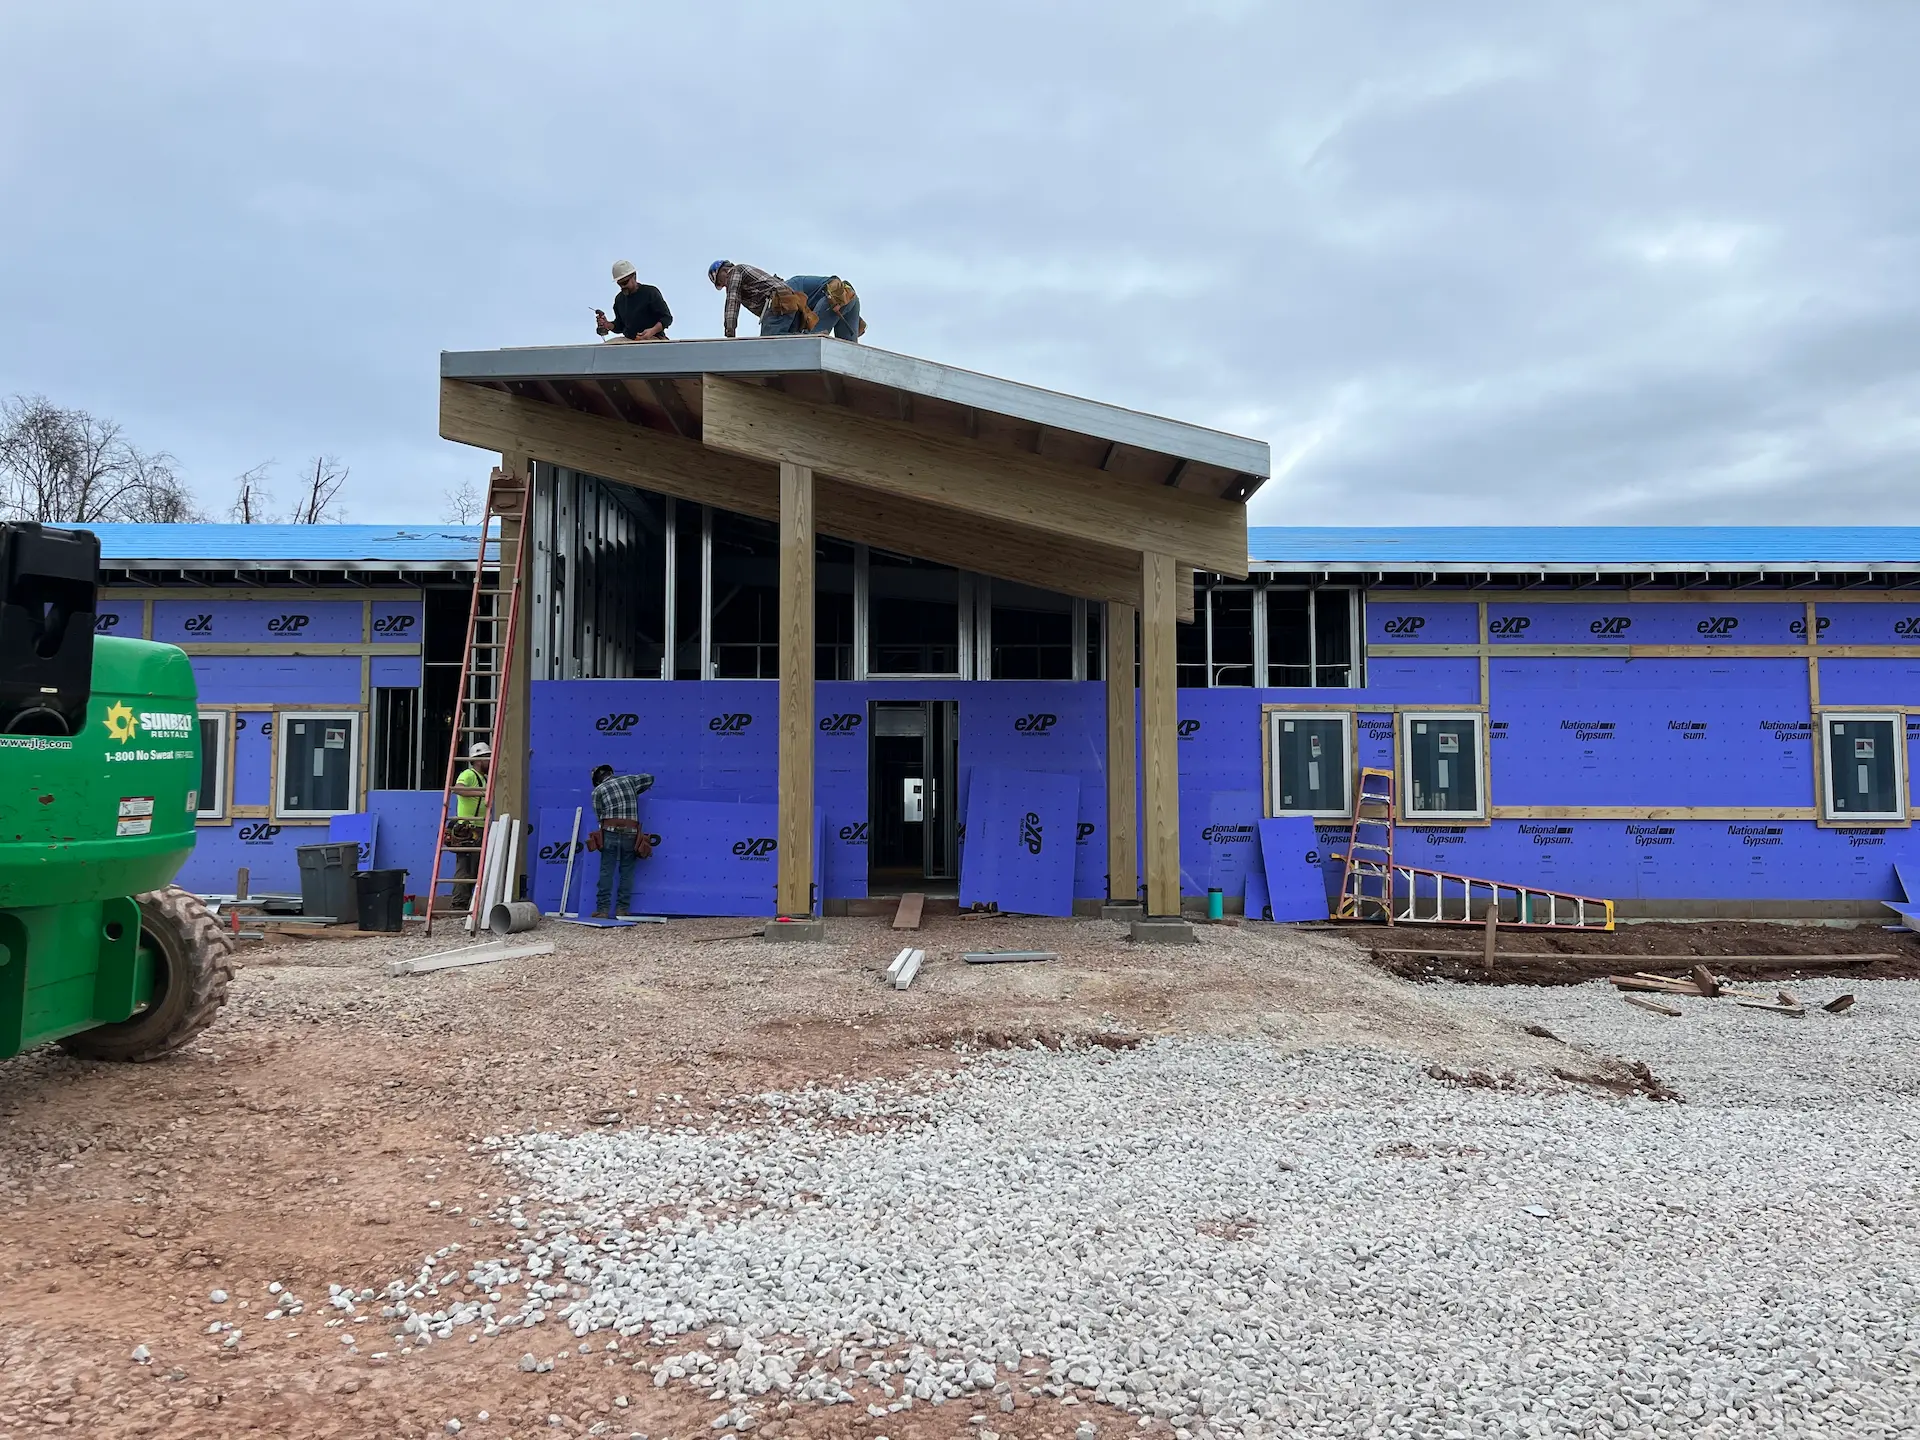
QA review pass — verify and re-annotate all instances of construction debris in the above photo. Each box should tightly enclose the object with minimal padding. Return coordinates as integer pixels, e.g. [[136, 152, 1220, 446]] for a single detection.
[[1690, 964, 1722, 997], [961, 950, 1058, 965], [388, 940, 555, 978], [886, 946, 925, 991], [1623, 995, 1683, 1018], [891, 893, 925, 931], [1825, 993, 1857, 1014], [1731, 991, 1806, 1018], [1609, 975, 1710, 997]]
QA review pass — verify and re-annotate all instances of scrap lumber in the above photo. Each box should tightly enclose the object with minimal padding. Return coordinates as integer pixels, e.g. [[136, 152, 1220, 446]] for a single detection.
[[1483, 908, 1498, 976], [1731, 993, 1805, 1017], [1623, 995, 1683, 1018], [891, 893, 925, 931], [1690, 964, 1722, 998], [1824, 993, 1856, 1014], [1609, 975, 1709, 997], [961, 950, 1058, 965], [388, 940, 554, 978], [886, 946, 925, 991], [1376, 950, 1893, 967]]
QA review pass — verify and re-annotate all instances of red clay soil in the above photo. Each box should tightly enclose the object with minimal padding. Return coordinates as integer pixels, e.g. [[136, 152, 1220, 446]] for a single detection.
[[1359, 918, 1920, 986]]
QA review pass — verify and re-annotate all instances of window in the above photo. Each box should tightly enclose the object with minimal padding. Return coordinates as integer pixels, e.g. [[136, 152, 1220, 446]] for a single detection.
[[373, 687, 419, 789], [817, 539, 856, 680], [1268, 713, 1351, 817], [1402, 713, 1484, 819], [1085, 602, 1103, 682], [1210, 587, 1256, 686], [868, 551, 960, 675], [1176, 607, 1207, 688], [1823, 714, 1907, 821], [196, 711, 229, 820], [672, 500, 704, 679], [990, 580, 1074, 679], [709, 511, 779, 679], [1265, 587, 1359, 688], [276, 712, 361, 819]]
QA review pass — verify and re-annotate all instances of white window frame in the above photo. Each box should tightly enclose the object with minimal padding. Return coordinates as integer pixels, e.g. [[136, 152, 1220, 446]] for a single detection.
[[1821, 712, 1908, 822], [273, 710, 363, 820], [1401, 711, 1487, 821], [1266, 711, 1354, 819], [195, 708, 231, 821]]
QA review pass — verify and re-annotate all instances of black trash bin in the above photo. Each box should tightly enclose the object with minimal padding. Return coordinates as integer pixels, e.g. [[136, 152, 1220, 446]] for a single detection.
[[356, 868, 407, 932], [296, 842, 359, 925]]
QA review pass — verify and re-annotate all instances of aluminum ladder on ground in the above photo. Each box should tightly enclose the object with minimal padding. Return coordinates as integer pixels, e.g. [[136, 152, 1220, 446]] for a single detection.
[[1388, 868, 1614, 931], [1334, 767, 1397, 922], [423, 467, 529, 936]]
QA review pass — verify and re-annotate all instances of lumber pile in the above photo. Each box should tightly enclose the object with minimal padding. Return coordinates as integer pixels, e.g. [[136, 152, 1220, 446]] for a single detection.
[[1607, 968, 1854, 1020]]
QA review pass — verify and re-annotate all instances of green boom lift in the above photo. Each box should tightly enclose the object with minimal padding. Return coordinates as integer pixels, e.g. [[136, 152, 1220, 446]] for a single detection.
[[0, 522, 231, 1063]]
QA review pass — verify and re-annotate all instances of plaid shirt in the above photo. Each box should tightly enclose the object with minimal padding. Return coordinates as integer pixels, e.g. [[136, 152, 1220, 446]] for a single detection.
[[722, 264, 787, 338], [592, 772, 654, 824]]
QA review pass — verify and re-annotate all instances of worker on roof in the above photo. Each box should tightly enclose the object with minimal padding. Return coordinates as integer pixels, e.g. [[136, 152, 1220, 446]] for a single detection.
[[708, 262, 865, 342], [595, 260, 673, 343]]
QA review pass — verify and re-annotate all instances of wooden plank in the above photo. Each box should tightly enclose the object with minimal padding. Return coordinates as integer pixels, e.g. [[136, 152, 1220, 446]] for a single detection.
[[440, 379, 1164, 611], [1623, 995, 1683, 1018], [1106, 600, 1139, 905], [492, 454, 531, 856], [1375, 950, 1892, 965], [891, 892, 925, 930], [700, 377, 1250, 577], [1141, 551, 1181, 917], [777, 461, 815, 919]]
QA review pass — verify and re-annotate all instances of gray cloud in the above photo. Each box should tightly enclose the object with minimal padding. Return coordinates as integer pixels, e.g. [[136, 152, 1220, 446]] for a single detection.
[[1, 1, 1915, 530]]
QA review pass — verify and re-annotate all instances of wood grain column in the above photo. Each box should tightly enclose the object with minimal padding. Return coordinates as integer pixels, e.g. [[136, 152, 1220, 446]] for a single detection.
[[495, 453, 532, 899], [777, 461, 816, 917], [1140, 551, 1181, 917], [1104, 600, 1139, 904]]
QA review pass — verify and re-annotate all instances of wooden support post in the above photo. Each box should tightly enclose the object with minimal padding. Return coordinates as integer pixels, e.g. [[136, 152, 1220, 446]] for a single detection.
[[777, 461, 816, 918], [1140, 552, 1181, 917], [494, 453, 532, 904], [1105, 600, 1139, 904]]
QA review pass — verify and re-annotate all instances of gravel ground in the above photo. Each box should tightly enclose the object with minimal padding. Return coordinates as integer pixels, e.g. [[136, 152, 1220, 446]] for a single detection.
[[377, 1018, 1920, 1440], [5, 917, 1915, 1438]]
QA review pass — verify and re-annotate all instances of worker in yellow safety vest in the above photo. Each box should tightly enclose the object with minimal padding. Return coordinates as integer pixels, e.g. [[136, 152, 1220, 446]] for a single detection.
[[448, 741, 490, 907]]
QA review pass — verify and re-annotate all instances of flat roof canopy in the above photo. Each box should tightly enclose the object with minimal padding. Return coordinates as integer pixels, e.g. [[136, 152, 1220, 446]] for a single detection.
[[441, 339, 1268, 613], [441, 337, 1269, 503]]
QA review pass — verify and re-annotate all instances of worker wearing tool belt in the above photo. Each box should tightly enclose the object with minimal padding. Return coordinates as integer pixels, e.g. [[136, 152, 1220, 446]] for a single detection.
[[709, 261, 865, 341], [447, 742, 490, 908], [588, 764, 655, 919]]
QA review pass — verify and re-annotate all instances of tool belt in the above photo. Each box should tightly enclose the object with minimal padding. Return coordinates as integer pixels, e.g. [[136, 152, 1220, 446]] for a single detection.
[[442, 817, 482, 849], [764, 287, 820, 331]]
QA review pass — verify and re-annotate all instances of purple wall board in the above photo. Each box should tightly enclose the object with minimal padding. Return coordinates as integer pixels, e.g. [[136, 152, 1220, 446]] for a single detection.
[[178, 820, 309, 894], [1258, 817, 1329, 921], [192, 657, 364, 705], [153, 600, 365, 645], [958, 768, 1079, 917], [1366, 601, 1478, 645], [370, 601, 423, 643], [94, 603, 142, 639], [327, 813, 376, 869], [371, 655, 421, 688], [367, 789, 445, 890], [1243, 855, 1271, 921], [1485, 603, 1804, 646], [1820, 603, 1920, 645]]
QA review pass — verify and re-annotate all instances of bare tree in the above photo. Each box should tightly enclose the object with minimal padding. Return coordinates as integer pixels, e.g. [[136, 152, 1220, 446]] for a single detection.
[[442, 479, 482, 524], [286, 456, 348, 524], [0, 394, 204, 523], [228, 463, 274, 523]]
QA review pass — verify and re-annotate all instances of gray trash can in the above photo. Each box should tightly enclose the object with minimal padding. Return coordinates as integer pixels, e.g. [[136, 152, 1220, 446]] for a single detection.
[[296, 842, 360, 925]]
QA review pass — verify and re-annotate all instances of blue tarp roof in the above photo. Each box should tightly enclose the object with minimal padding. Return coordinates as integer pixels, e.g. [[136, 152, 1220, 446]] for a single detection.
[[90, 523, 482, 568], [1249, 527, 1920, 572]]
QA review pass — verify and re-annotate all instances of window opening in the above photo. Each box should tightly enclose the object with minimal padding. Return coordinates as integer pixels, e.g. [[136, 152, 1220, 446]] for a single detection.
[[373, 687, 419, 789], [817, 538, 856, 680], [1268, 713, 1351, 817], [276, 712, 361, 819], [1314, 589, 1356, 687], [196, 711, 229, 819], [709, 510, 780, 679], [1210, 587, 1255, 686], [1823, 714, 1906, 820], [1266, 589, 1311, 687], [868, 551, 960, 675], [1403, 713, 1484, 819], [989, 580, 1075, 679], [671, 500, 704, 679]]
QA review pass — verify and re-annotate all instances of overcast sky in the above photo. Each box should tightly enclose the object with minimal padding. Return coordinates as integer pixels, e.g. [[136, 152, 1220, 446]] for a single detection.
[[4, 1, 1917, 529]]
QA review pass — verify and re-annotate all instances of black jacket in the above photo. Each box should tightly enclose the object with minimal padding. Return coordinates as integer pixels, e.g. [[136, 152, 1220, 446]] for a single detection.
[[612, 283, 672, 339]]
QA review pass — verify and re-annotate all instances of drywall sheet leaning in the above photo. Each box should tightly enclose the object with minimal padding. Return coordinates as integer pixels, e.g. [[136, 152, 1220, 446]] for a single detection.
[[1257, 816, 1329, 922], [959, 767, 1079, 917]]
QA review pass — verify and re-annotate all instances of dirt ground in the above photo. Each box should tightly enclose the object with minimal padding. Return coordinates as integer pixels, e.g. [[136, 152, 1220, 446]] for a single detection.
[[1359, 917, 1920, 986], [0, 913, 1645, 1439]]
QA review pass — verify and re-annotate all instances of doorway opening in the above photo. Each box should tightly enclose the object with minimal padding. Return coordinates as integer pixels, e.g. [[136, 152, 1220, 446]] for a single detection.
[[869, 700, 958, 894]]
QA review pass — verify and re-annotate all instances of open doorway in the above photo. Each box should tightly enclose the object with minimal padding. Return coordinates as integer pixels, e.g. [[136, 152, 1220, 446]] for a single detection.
[[869, 700, 958, 893]]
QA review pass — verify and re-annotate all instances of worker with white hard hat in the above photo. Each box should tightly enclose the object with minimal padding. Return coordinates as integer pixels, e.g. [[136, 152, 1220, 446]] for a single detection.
[[448, 741, 493, 908], [595, 260, 673, 343]]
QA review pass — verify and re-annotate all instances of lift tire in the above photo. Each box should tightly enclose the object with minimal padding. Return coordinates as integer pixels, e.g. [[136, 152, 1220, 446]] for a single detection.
[[58, 886, 236, 1063]]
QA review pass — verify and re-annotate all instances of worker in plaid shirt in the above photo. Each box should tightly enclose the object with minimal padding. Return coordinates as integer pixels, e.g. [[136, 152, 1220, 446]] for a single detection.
[[589, 765, 654, 918]]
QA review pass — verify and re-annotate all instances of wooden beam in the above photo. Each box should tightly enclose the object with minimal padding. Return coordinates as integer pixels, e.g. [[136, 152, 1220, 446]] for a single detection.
[[593, 379, 650, 427], [778, 461, 815, 918], [494, 453, 532, 904], [439, 380, 1194, 619], [1106, 600, 1139, 905], [1140, 552, 1181, 917], [645, 378, 699, 438], [700, 376, 1249, 576]]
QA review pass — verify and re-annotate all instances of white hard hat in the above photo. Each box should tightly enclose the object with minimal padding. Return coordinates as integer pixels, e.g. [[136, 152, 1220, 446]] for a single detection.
[[611, 259, 637, 282], [469, 742, 492, 759]]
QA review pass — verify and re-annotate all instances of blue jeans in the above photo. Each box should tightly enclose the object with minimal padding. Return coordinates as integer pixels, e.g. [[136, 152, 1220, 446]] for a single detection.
[[759, 275, 862, 341], [595, 828, 638, 915]]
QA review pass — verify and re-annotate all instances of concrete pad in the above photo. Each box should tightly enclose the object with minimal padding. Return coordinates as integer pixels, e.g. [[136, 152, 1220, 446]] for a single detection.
[[1129, 918, 1196, 945], [1101, 901, 1145, 921], [765, 918, 827, 943]]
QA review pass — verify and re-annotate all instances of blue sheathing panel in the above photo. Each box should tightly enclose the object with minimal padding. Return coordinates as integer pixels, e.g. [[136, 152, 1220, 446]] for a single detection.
[[1485, 602, 1804, 645], [367, 790, 446, 891], [179, 820, 307, 894], [328, 813, 376, 869], [958, 769, 1079, 917], [153, 600, 365, 644], [370, 601, 423, 643], [231, 714, 273, 806], [1258, 817, 1330, 921], [1817, 659, 1920, 707], [1365, 601, 1478, 645], [371, 655, 421, 687], [94, 604, 142, 639], [191, 657, 364, 705]]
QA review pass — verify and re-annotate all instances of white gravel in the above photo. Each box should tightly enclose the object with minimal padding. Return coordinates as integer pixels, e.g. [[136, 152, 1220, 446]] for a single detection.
[[376, 1007, 1920, 1440]]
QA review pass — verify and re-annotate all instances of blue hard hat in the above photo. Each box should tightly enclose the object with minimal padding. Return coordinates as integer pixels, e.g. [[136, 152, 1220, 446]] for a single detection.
[[708, 260, 728, 279]]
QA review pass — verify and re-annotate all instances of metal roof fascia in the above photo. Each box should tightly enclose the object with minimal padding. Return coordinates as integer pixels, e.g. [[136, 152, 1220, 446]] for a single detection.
[[441, 340, 1272, 478]]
